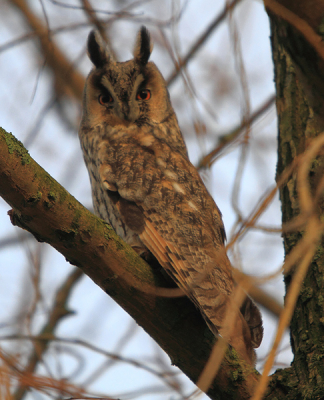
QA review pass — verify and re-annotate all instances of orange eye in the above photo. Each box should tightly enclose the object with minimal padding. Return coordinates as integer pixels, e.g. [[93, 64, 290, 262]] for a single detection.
[[98, 93, 113, 105], [136, 89, 151, 101]]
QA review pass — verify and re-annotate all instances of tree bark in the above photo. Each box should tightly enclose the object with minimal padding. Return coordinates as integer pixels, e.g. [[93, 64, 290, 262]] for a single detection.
[[263, 1, 324, 398]]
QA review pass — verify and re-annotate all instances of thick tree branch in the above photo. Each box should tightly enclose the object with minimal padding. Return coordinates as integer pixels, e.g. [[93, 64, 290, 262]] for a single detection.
[[0, 127, 259, 399]]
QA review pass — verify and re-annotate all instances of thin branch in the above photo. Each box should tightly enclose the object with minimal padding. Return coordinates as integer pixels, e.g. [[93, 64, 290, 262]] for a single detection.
[[11, 0, 85, 101], [1, 334, 180, 391], [13, 268, 83, 400], [166, 0, 244, 87], [198, 94, 276, 169], [0, 232, 33, 250], [81, 0, 117, 59], [228, 2, 252, 226], [226, 154, 300, 251]]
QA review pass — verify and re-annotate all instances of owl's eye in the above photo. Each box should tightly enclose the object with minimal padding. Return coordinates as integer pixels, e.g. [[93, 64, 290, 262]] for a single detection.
[[136, 89, 151, 101], [98, 93, 113, 105]]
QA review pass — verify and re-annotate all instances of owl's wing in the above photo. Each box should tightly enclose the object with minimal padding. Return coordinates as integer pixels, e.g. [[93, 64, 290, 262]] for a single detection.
[[140, 209, 258, 363], [98, 132, 262, 363]]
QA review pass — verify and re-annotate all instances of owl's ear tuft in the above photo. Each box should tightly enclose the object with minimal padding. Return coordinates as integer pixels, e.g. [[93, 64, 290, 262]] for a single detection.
[[134, 26, 153, 65], [87, 30, 110, 68]]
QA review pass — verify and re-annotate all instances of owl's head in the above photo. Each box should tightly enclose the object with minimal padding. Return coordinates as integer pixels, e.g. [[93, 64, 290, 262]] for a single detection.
[[81, 26, 174, 128]]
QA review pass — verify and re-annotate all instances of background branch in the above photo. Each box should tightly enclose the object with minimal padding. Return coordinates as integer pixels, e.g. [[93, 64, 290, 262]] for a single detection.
[[13, 268, 83, 400]]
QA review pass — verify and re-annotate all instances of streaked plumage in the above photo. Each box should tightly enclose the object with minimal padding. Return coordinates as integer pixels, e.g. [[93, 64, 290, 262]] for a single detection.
[[78, 27, 263, 364]]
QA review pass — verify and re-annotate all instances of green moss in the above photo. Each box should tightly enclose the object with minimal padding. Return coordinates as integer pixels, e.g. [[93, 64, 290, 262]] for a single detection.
[[317, 294, 324, 307], [300, 332, 309, 341], [313, 245, 324, 261], [48, 191, 57, 202], [272, 367, 299, 393], [42, 174, 67, 205], [115, 237, 126, 251], [104, 231, 112, 241], [58, 189, 68, 204], [27, 191, 42, 204], [318, 17, 324, 38], [2, 128, 31, 165], [44, 201, 53, 209], [102, 221, 114, 231], [71, 207, 82, 230], [310, 352, 324, 362], [300, 286, 313, 302], [43, 191, 58, 209]]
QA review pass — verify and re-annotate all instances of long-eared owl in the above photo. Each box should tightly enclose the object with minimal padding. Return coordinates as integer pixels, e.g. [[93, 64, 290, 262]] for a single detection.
[[78, 26, 263, 364]]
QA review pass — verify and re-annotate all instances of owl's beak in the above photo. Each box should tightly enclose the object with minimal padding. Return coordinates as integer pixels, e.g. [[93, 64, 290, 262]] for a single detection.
[[120, 104, 130, 121], [121, 104, 137, 123]]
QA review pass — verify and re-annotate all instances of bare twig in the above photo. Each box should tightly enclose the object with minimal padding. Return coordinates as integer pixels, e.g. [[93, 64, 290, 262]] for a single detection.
[[1, 333, 180, 390], [81, 0, 117, 59], [13, 268, 83, 400], [198, 94, 276, 169], [166, 0, 244, 87], [228, 1, 252, 226], [226, 155, 300, 250], [11, 0, 85, 101]]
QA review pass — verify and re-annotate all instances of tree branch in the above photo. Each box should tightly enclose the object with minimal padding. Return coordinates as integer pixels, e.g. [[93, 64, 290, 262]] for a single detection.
[[0, 127, 259, 399]]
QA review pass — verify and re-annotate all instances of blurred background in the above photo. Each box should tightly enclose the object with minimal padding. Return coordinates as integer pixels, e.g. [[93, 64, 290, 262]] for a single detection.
[[0, 0, 290, 399]]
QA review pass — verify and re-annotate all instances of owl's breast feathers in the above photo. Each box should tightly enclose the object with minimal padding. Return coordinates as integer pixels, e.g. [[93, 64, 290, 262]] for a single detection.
[[94, 124, 262, 364]]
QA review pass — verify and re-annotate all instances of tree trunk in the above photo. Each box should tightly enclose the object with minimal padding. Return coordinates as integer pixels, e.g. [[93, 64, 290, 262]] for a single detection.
[[264, 1, 324, 398]]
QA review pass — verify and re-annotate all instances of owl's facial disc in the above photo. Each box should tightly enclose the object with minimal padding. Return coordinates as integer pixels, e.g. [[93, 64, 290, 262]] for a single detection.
[[91, 64, 153, 124], [83, 27, 173, 128]]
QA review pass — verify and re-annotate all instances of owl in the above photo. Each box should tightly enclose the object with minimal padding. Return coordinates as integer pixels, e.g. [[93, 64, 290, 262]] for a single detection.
[[78, 26, 263, 365]]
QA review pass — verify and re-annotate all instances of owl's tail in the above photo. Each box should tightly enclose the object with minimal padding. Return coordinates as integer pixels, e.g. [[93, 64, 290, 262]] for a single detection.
[[204, 253, 263, 364], [240, 296, 264, 349], [201, 285, 263, 365]]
